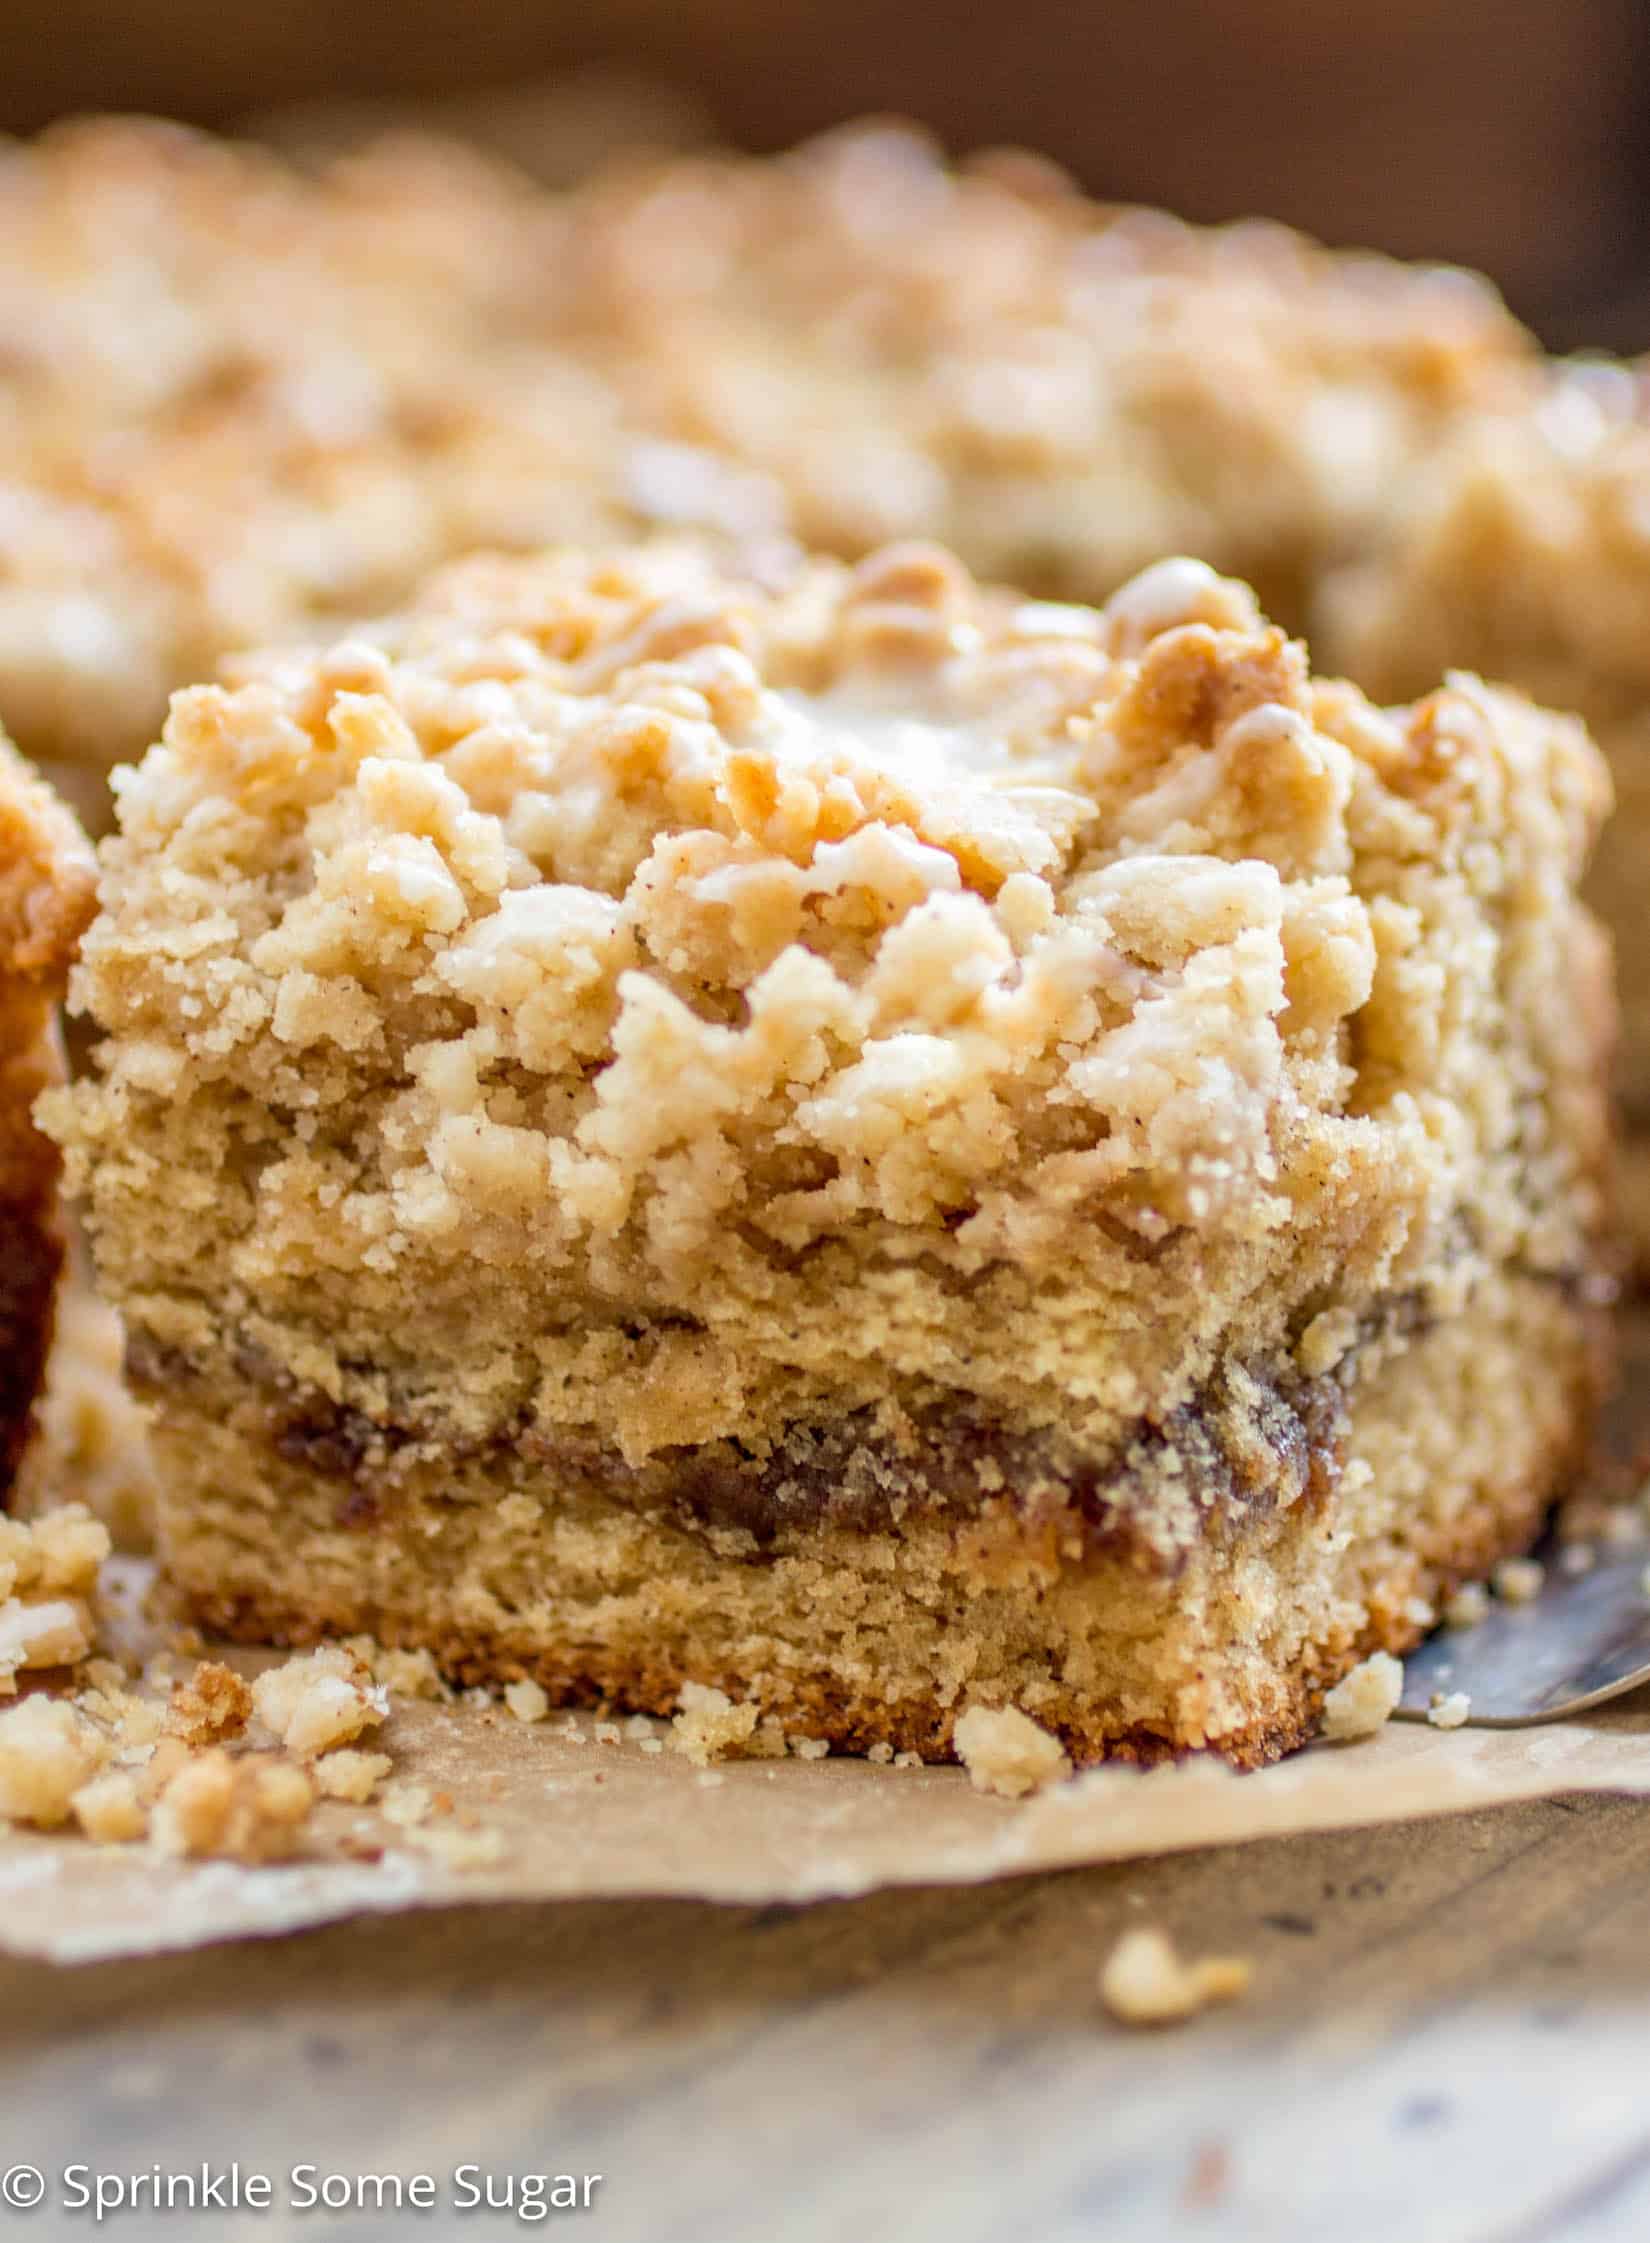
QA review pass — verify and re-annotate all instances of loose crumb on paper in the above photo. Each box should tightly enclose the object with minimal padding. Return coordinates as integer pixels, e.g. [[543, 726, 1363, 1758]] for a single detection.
[[1318, 1652, 1403, 1742], [166, 1660, 252, 1746], [503, 1679, 549, 1725], [312, 1750, 393, 1804], [954, 1705, 1070, 1798], [671, 1682, 760, 1766], [250, 1646, 389, 1757], [1100, 1929, 1252, 2026], [0, 1696, 112, 1826], [0, 1504, 108, 1695], [149, 1750, 314, 1864]]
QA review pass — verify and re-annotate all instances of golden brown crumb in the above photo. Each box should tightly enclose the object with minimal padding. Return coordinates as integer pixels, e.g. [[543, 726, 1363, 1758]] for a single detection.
[[1443, 1582, 1491, 1630], [166, 1659, 253, 1746], [71, 1768, 148, 1844], [0, 1503, 110, 1694], [149, 1748, 314, 1862], [953, 1705, 1071, 1798], [1318, 1651, 1404, 1741], [402, 1821, 508, 1871], [0, 1597, 95, 1693], [341, 1639, 451, 1701], [0, 1695, 113, 1826], [311, 1749, 394, 1803], [503, 1678, 549, 1724], [670, 1682, 761, 1766], [1493, 1557, 1546, 1605], [1427, 1692, 1472, 1730], [1100, 1928, 1252, 2026], [380, 1780, 435, 1829], [0, 1503, 109, 1601], [251, 1646, 388, 1757]]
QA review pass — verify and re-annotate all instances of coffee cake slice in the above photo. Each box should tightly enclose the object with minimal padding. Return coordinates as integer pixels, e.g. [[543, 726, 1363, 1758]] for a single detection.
[[46, 543, 1614, 1764], [0, 739, 95, 1496]]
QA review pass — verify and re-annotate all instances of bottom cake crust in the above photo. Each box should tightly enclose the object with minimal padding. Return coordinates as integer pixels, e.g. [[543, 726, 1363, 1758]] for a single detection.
[[147, 1273, 1604, 1769]]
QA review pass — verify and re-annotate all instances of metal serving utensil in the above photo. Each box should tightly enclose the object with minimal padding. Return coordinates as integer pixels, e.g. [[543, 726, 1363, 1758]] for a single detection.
[[1395, 1534, 1650, 1727], [1394, 1308, 1650, 1728]]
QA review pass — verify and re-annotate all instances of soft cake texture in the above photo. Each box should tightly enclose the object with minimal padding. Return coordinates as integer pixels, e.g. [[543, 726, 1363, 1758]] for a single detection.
[[0, 737, 95, 1494], [0, 117, 1533, 797], [48, 543, 1613, 1763]]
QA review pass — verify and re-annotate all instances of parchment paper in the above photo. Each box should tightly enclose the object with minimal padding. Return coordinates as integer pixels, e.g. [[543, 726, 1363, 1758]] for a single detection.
[[7, 1310, 1650, 1966]]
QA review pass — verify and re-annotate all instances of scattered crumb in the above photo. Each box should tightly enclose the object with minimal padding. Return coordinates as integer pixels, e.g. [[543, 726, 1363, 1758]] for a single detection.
[[71, 1769, 148, 1845], [251, 1646, 389, 1757], [593, 1721, 622, 1745], [0, 1502, 108, 1696], [503, 1679, 550, 1725], [866, 1741, 894, 1765], [312, 1749, 393, 1804], [0, 1597, 96, 1692], [1100, 1928, 1252, 2026], [954, 1705, 1071, 1798], [1427, 1692, 1472, 1731], [0, 1503, 110, 1603], [696, 1771, 725, 1790], [341, 1640, 450, 1701], [1443, 1582, 1490, 1630], [403, 1821, 507, 1872], [149, 1750, 314, 1863], [1558, 1543, 1596, 1579], [166, 1660, 253, 1746], [1319, 1652, 1404, 1742], [893, 1751, 924, 1769], [0, 1696, 112, 1826], [1493, 1558, 1545, 1606], [789, 1735, 830, 1761], [670, 1681, 760, 1766], [380, 1780, 435, 1828], [639, 1737, 663, 1755]]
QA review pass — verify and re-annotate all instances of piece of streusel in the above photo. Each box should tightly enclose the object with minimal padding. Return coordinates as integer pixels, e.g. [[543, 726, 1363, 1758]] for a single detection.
[[250, 1648, 389, 1757], [150, 1749, 315, 1863], [48, 540, 1613, 1768], [954, 1707, 1071, 1799], [1100, 1929, 1253, 2026]]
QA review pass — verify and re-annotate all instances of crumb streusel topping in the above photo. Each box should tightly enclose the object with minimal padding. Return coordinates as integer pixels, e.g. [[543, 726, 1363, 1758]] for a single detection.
[[0, 118, 1536, 775], [48, 543, 1610, 1544]]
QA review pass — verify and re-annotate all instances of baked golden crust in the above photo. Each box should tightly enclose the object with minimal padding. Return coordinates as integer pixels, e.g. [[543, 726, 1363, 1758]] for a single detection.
[[0, 116, 1536, 778], [47, 540, 1614, 1763], [0, 739, 96, 1495]]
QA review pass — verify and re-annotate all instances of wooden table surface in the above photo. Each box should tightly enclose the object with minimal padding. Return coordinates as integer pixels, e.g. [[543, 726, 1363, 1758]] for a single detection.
[[8, 1792, 1650, 2241]]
